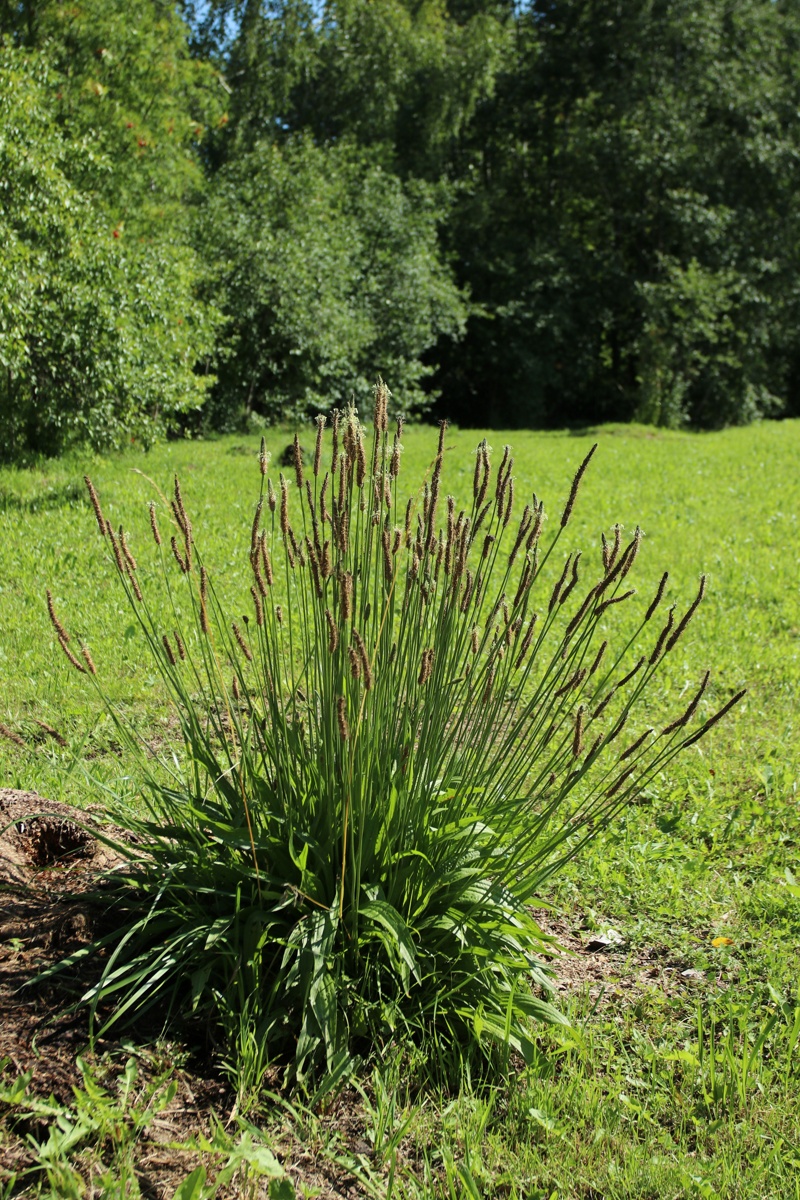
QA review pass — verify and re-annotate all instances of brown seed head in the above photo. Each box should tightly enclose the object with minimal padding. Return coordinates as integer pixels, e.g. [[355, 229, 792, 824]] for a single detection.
[[682, 688, 746, 747], [592, 685, 618, 720], [325, 608, 339, 653], [125, 559, 143, 602], [645, 571, 669, 622], [620, 728, 653, 761], [252, 549, 268, 598], [149, 501, 162, 547], [548, 555, 573, 613], [373, 379, 389, 434], [276, 605, 283, 624], [119, 528, 137, 572], [476, 441, 490, 508], [343, 420, 355, 470], [330, 409, 341, 468], [336, 504, 349, 556], [514, 613, 538, 669], [508, 505, 532, 568], [586, 734, 603, 761], [259, 436, 269, 476], [618, 527, 643, 581], [665, 575, 707, 654], [605, 766, 635, 799], [348, 646, 362, 680], [0, 722, 26, 748], [162, 634, 177, 666], [649, 605, 676, 665], [46, 589, 69, 643], [589, 639, 607, 676], [84, 476, 106, 537], [418, 647, 434, 686], [340, 571, 353, 622], [33, 718, 67, 747], [174, 630, 186, 660], [293, 434, 304, 489], [232, 675, 240, 701], [305, 537, 322, 596], [232, 622, 253, 661], [280, 475, 290, 539], [555, 667, 586, 699], [200, 566, 210, 634], [321, 539, 332, 580], [512, 555, 532, 609], [561, 443, 597, 528], [353, 630, 373, 690], [382, 528, 393, 584], [170, 535, 189, 574], [609, 525, 622, 570], [495, 446, 510, 503], [404, 497, 414, 545], [390, 434, 402, 479], [617, 656, 645, 690], [337, 695, 349, 741], [565, 583, 600, 639], [268, 478, 277, 512], [572, 705, 585, 757], [502, 474, 514, 528], [356, 431, 367, 489], [662, 670, 711, 735], [174, 474, 189, 531], [106, 526, 125, 576], [595, 588, 636, 618], [250, 585, 264, 627], [251, 498, 263, 557], [260, 534, 274, 587], [526, 503, 544, 551], [434, 532, 444, 582], [320, 472, 330, 524], [559, 551, 582, 606], [314, 415, 326, 477], [608, 710, 630, 744], [482, 662, 496, 703], [58, 636, 86, 674], [460, 568, 475, 613]]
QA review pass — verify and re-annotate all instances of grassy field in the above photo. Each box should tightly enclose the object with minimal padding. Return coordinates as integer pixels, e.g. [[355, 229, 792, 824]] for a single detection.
[[1, 419, 799, 1198]]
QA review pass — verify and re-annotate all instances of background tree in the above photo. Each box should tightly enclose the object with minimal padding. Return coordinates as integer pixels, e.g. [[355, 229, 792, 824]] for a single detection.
[[200, 137, 466, 425], [434, 0, 800, 428], [0, 1, 223, 459]]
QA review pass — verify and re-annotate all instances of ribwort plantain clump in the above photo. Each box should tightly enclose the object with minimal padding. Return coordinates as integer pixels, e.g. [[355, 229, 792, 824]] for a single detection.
[[46, 382, 744, 1091]]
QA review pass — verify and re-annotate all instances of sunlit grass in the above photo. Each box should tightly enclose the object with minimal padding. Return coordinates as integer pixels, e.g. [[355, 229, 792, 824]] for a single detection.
[[1, 418, 799, 1197]]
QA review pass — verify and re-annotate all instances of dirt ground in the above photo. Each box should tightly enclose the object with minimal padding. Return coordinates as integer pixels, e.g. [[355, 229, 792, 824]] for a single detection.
[[0, 789, 693, 1198]]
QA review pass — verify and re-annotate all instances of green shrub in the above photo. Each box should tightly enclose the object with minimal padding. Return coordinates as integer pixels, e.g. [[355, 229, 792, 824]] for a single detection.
[[0, 45, 219, 461], [45, 388, 743, 1089], [201, 138, 467, 427]]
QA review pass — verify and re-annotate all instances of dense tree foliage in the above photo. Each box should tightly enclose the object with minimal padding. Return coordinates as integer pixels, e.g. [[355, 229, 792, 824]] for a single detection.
[[436, 0, 800, 428], [0, 2, 222, 459], [202, 138, 465, 424], [3, 0, 800, 455]]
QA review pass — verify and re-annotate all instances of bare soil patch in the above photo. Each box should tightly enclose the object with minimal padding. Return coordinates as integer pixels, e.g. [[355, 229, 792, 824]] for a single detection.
[[0, 790, 386, 1197], [1, 791, 700, 1196]]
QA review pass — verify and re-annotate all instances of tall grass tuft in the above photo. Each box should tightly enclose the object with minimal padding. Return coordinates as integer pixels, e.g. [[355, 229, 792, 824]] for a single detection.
[[46, 388, 743, 1088]]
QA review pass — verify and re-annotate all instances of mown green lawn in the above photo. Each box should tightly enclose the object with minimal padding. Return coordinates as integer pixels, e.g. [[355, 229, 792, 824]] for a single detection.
[[1, 420, 799, 1198]]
